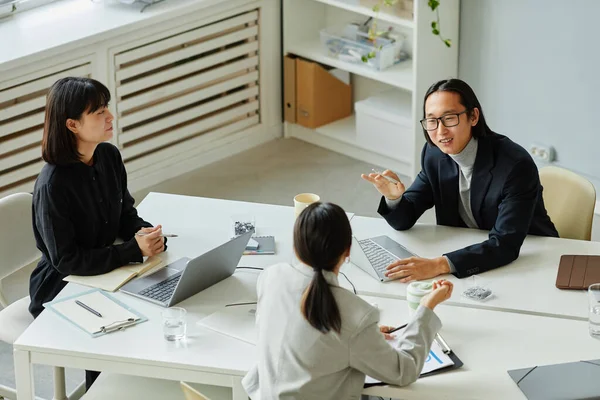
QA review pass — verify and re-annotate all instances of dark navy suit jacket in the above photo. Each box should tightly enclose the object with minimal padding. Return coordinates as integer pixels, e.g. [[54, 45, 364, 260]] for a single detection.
[[378, 133, 558, 278]]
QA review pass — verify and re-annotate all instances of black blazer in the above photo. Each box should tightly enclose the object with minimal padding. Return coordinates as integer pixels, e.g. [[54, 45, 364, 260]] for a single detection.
[[378, 133, 558, 278]]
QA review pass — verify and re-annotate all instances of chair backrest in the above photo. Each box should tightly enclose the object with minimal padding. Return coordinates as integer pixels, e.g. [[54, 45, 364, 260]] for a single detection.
[[0, 193, 41, 306], [539, 166, 596, 241], [180, 382, 210, 400]]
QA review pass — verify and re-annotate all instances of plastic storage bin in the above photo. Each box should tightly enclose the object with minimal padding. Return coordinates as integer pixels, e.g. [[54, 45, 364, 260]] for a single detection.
[[319, 25, 396, 71], [355, 91, 412, 160]]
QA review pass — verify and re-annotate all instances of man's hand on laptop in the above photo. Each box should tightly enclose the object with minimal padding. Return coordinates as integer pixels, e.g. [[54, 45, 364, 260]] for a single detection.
[[384, 256, 451, 282]]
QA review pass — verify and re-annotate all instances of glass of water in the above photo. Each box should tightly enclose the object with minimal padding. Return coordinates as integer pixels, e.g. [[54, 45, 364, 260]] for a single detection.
[[162, 307, 187, 341], [589, 283, 600, 338]]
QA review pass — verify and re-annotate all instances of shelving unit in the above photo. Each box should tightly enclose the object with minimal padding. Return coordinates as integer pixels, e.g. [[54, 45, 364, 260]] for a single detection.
[[283, 0, 460, 179]]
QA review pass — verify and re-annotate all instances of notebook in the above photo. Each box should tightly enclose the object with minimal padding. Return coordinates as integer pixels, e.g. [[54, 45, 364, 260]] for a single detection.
[[243, 236, 275, 255], [64, 256, 163, 292], [197, 303, 257, 345], [556, 255, 600, 289], [508, 359, 600, 400], [44, 289, 147, 337]]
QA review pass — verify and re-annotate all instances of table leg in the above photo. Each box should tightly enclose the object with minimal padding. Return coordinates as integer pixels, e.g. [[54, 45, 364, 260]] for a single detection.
[[232, 377, 248, 400], [53, 366, 68, 400], [13, 349, 34, 400]]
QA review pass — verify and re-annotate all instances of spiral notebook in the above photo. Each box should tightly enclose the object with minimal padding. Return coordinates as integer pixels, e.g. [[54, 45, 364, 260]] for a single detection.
[[244, 236, 276, 255]]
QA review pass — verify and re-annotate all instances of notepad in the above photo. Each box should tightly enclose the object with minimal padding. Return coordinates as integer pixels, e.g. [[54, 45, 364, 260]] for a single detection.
[[44, 289, 146, 337], [64, 256, 163, 292], [243, 236, 275, 255]]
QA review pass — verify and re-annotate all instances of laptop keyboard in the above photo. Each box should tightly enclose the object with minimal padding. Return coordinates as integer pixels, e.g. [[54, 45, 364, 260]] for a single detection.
[[139, 273, 182, 303], [358, 238, 400, 277]]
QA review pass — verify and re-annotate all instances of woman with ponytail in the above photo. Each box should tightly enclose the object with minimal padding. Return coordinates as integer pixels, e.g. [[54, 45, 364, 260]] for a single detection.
[[242, 202, 453, 399]]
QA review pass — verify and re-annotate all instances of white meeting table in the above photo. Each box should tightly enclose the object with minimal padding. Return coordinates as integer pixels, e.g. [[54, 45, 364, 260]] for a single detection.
[[13, 193, 600, 400], [342, 215, 599, 320]]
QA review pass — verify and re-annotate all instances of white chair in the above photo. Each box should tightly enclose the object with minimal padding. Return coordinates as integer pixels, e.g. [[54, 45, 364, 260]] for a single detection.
[[0, 193, 84, 400], [539, 166, 597, 241], [80, 373, 232, 399]]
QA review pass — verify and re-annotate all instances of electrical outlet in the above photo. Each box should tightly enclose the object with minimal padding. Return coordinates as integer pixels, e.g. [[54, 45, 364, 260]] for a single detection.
[[529, 143, 556, 162]]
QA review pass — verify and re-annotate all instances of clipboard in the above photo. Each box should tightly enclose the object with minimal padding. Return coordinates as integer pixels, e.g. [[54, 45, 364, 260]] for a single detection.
[[364, 342, 464, 388], [43, 289, 148, 338]]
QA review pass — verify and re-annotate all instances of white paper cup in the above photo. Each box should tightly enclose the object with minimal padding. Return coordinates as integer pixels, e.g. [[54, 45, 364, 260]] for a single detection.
[[293, 193, 320, 218], [406, 281, 433, 315]]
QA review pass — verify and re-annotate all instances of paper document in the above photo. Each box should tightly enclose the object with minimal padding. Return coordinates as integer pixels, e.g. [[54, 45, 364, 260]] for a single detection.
[[197, 304, 257, 345], [47, 290, 141, 336], [365, 340, 454, 384], [64, 256, 163, 291]]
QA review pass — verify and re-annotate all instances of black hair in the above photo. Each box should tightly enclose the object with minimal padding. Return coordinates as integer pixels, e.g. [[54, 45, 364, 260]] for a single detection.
[[294, 202, 352, 334], [42, 77, 110, 165], [421, 78, 493, 145]]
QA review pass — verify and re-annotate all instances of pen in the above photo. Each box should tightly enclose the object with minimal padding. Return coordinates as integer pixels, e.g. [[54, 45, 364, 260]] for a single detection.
[[436, 333, 452, 354], [136, 232, 178, 238], [388, 323, 408, 333], [225, 302, 258, 307], [75, 300, 103, 318], [371, 168, 400, 184]]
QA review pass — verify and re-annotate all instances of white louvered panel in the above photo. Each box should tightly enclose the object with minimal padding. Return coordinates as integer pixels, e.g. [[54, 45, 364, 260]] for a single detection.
[[120, 86, 259, 145], [113, 9, 260, 171], [116, 26, 258, 82], [122, 101, 259, 160], [120, 70, 259, 128], [0, 62, 91, 195], [116, 41, 259, 99], [1, 130, 43, 156], [0, 179, 35, 199], [0, 160, 44, 188], [125, 115, 260, 173], [0, 64, 90, 104], [0, 95, 46, 121], [0, 111, 45, 139], [0, 147, 40, 172], [115, 11, 258, 66], [117, 55, 258, 114]]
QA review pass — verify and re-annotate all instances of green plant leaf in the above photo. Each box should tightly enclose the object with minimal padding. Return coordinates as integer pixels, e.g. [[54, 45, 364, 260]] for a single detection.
[[428, 0, 440, 11], [372, 4, 380, 12], [368, 51, 376, 58], [431, 21, 437, 29], [361, 55, 368, 62], [432, 29, 440, 35], [444, 39, 452, 47]]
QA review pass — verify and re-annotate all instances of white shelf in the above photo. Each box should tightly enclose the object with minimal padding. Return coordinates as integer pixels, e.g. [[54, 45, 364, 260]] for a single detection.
[[310, 0, 414, 29], [286, 116, 412, 176], [288, 39, 413, 91]]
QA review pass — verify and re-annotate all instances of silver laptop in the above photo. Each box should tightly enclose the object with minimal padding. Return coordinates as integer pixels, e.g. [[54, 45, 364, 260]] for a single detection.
[[120, 231, 252, 307], [350, 235, 417, 282]]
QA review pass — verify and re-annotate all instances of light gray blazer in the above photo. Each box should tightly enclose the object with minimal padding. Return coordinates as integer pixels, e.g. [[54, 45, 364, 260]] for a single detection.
[[242, 262, 442, 400]]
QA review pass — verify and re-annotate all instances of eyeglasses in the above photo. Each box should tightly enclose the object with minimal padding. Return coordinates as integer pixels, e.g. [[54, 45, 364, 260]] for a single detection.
[[420, 110, 468, 131]]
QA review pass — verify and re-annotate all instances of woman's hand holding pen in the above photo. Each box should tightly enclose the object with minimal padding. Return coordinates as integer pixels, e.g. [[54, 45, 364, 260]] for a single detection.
[[420, 280, 453, 310], [361, 169, 406, 200], [135, 225, 166, 257]]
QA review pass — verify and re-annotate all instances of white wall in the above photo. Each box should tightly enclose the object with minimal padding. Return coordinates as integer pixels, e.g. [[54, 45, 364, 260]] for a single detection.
[[458, 0, 599, 240], [458, 0, 599, 190]]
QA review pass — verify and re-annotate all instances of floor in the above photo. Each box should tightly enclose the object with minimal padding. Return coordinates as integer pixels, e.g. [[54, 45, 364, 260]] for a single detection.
[[1, 137, 597, 399]]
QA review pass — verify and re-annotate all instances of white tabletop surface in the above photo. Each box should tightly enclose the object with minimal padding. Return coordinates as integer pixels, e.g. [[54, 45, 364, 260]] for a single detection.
[[13, 193, 600, 400], [342, 215, 599, 320]]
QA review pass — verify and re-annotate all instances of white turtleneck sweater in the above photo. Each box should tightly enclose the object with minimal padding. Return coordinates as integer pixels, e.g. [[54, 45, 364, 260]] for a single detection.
[[385, 137, 479, 273]]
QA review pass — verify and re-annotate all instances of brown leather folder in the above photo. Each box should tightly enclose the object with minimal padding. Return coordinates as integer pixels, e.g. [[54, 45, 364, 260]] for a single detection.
[[556, 255, 600, 289]]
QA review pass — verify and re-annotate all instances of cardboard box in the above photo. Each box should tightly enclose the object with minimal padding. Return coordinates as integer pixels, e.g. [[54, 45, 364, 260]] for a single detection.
[[283, 55, 297, 123], [294, 58, 352, 129]]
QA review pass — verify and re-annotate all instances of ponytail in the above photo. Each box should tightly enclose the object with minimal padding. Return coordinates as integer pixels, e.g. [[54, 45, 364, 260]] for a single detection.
[[294, 202, 351, 335], [301, 268, 342, 334]]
